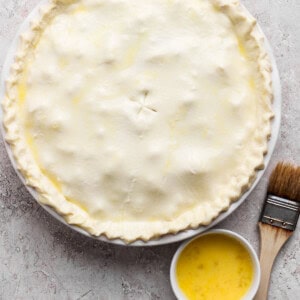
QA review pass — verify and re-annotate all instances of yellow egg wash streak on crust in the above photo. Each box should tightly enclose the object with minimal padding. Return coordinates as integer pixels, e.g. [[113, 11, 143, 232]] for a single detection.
[[176, 234, 254, 300], [17, 68, 65, 195], [25, 121, 65, 196], [17, 70, 87, 214], [237, 38, 247, 57], [249, 78, 256, 90], [71, 3, 87, 15], [17, 83, 27, 106], [25, 121, 60, 197], [26, 124, 88, 213], [25, 122, 88, 213], [118, 32, 148, 71]]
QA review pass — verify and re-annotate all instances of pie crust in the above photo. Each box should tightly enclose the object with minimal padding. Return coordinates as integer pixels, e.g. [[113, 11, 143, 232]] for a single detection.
[[2, 0, 273, 242]]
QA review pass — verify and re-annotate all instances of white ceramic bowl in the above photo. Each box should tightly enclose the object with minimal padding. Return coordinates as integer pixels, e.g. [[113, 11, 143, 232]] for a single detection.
[[170, 229, 261, 300]]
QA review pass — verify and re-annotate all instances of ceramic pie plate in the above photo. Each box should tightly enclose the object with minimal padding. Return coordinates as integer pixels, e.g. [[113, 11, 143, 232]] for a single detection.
[[0, 0, 281, 246]]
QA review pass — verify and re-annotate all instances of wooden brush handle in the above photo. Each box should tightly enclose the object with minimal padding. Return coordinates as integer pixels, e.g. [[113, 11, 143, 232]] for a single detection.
[[255, 223, 292, 300]]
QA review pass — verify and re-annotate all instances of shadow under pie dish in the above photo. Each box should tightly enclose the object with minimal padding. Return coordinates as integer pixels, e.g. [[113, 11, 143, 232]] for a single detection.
[[2, 0, 274, 243]]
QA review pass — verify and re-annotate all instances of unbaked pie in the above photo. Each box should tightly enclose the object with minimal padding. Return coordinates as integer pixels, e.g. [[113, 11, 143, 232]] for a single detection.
[[2, 0, 273, 242]]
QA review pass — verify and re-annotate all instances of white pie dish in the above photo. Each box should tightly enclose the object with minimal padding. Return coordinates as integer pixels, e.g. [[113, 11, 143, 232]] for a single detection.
[[0, 0, 281, 246]]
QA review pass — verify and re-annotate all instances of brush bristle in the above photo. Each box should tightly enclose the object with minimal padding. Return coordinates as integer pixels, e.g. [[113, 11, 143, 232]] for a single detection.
[[268, 162, 300, 201]]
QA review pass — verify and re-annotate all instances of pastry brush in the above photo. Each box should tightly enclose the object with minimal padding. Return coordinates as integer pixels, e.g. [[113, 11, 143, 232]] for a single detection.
[[255, 162, 300, 300]]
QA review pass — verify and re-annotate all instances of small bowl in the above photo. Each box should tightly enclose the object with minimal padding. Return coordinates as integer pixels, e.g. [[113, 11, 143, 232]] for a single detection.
[[170, 229, 261, 300]]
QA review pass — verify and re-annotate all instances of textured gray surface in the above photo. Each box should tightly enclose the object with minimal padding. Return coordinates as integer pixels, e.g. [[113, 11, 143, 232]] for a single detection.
[[0, 0, 299, 299]]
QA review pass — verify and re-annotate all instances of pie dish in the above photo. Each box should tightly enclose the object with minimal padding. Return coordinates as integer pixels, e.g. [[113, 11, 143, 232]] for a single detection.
[[2, 0, 273, 242]]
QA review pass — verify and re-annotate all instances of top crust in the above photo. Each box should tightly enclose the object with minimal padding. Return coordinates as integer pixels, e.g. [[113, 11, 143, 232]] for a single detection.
[[2, 0, 273, 243]]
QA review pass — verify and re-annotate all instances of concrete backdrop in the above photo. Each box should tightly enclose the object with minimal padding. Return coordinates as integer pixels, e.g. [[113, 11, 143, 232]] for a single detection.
[[0, 0, 299, 299]]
